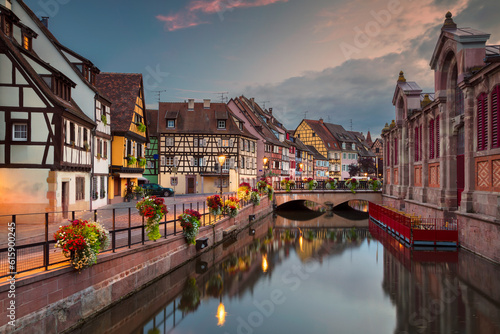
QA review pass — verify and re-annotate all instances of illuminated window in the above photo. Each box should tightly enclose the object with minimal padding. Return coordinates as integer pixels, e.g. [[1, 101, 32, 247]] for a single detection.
[[22, 34, 32, 50]]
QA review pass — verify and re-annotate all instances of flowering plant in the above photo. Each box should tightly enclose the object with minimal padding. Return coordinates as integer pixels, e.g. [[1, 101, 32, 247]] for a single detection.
[[368, 178, 382, 191], [54, 219, 110, 271], [345, 178, 359, 193], [303, 177, 318, 190], [266, 184, 274, 200], [325, 178, 338, 190], [280, 178, 295, 192], [178, 278, 201, 314], [250, 189, 261, 206], [224, 196, 240, 218], [257, 178, 270, 194], [237, 182, 252, 201], [206, 194, 223, 216], [178, 209, 201, 244], [136, 196, 168, 241]]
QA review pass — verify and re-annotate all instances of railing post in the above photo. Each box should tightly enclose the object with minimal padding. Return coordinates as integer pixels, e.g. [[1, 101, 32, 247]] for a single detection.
[[164, 212, 167, 239], [174, 204, 177, 235], [112, 209, 116, 252], [94, 209, 97, 222], [142, 215, 145, 245], [128, 208, 131, 248], [71, 211, 75, 221], [11, 215, 17, 276], [44, 213, 49, 270]]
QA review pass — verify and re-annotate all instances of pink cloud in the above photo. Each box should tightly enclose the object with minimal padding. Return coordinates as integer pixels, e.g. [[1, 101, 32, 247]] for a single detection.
[[158, 0, 288, 31]]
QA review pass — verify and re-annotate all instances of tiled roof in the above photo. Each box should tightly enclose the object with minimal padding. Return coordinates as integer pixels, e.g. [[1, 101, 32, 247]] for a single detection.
[[304, 120, 341, 150], [306, 145, 327, 160], [323, 122, 357, 146], [95, 73, 143, 133], [146, 109, 158, 137], [158, 102, 258, 139]]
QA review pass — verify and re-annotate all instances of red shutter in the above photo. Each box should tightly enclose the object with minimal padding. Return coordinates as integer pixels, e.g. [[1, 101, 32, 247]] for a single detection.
[[492, 86, 499, 148], [414, 126, 419, 161], [436, 116, 440, 158], [429, 119, 435, 159], [477, 93, 488, 151], [394, 137, 398, 165]]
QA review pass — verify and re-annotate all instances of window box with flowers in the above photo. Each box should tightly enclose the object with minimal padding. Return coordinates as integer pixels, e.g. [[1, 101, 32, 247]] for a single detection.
[[136, 196, 168, 241], [127, 155, 136, 166], [83, 141, 90, 152], [101, 114, 108, 126], [304, 177, 318, 190], [224, 196, 240, 218], [250, 189, 261, 206], [54, 219, 110, 271], [207, 194, 223, 216], [136, 123, 147, 133], [178, 209, 201, 244], [345, 178, 359, 193]]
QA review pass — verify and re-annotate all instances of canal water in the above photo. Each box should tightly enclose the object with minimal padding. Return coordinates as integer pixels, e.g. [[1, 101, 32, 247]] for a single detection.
[[70, 204, 500, 334]]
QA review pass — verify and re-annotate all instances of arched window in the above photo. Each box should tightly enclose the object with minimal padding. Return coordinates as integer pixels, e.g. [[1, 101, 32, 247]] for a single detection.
[[477, 93, 488, 151]]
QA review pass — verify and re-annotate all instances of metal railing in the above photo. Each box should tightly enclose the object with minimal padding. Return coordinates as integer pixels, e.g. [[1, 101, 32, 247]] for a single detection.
[[273, 180, 377, 191], [0, 193, 253, 279]]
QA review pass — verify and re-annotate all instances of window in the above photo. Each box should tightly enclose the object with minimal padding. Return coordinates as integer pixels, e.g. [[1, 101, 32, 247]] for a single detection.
[[92, 177, 98, 200], [429, 119, 435, 159], [394, 137, 398, 165], [165, 156, 174, 166], [167, 120, 175, 128], [251, 141, 255, 153], [414, 126, 420, 161], [70, 123, 75, 144], [375, 148, 379, 153], [343, 153, 346, 159], [342, 143, 346, 149], [218, 120, 226, 129], [352, 144, 355, 150], [477, 93, 488, 151], [436, 116, 440, 158], [12, 123, 27, 141], [76, 177, 85, 201], [100, 176, 106, 199], [22, 34, 32, 51], [166, 137, 174, 146]]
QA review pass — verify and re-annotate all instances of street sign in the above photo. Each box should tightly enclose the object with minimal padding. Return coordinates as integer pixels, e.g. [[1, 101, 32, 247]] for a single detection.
[[153, 154, 159, 160]]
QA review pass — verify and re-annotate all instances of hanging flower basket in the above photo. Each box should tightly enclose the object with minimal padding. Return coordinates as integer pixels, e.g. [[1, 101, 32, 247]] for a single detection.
[[368, 178, 382, 191], [224, 196, 240, 218], [237, 182, 252, 201], [178, 209, 201, 244], [280, 178, 295, 192], [178, 278, 201, 314], [345, 178, 359, 194], [257, 178, 270, 195], [250, 189, 261, 206], [207, 194, 223, 216], [136, 196, 168, 241], [325, 178, 338, 190], [303, 178, 317, 190], [54, 219, 110, 271]]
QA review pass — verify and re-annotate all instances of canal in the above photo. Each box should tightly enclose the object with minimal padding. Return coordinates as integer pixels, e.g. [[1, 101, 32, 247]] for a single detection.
[[69, 204, 500, 334]]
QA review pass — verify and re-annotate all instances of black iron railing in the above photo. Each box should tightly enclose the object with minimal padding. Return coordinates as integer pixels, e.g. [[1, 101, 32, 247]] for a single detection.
[[273, 180, 379, 191]]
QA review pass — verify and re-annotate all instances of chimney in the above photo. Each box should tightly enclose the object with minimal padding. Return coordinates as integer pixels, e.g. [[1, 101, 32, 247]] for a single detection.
[[203, 99, 211, 109], [250, 97, 255, 110], [319, 118, 323, 124], [269, 108, 273, 114], [188, 99, 195, 110], [41, 17, 49, 28]]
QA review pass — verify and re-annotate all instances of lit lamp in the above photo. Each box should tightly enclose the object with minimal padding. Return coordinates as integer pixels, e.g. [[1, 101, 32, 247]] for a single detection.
[[263, 156, 268, 177], [218, 154, 226, 196]]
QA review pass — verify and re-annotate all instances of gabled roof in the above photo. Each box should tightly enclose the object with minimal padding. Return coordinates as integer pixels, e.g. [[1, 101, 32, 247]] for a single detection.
[[158, 101, 257, 140], [349, 131, 375, 158], [95, 73, 144, 133], [322, 122, 357, 146], [302, 119, 341, 151], [306, 145, 327, 160]]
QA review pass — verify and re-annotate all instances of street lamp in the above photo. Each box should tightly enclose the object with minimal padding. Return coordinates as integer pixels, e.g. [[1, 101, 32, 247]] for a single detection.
[[263, 156, 268, 178], [218, 154, 226, 196]]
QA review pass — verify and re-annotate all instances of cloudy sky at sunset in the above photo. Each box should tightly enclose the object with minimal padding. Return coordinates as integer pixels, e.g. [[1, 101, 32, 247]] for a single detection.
[[24, 0, 500, 137]]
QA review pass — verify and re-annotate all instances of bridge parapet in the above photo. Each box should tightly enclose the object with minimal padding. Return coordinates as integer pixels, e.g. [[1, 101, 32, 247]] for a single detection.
[[275, 190, 382, 207]]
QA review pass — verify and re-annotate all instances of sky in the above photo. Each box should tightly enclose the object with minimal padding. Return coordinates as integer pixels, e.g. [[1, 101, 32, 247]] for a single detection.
[[24, 0, 500, 139]]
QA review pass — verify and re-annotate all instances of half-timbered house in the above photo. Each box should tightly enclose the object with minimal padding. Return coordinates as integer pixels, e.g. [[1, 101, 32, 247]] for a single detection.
[[157, 99, 257, 194], [144, 109, 159, 184], [0, 0, 111, 215], [95, 73, 148, 203]]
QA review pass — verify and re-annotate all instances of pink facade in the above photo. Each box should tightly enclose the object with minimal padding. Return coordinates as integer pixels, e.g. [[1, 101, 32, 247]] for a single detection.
[[382, 12, 500, 263]]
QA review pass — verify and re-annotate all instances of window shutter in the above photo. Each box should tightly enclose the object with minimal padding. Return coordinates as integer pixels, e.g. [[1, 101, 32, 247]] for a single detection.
[[230, 139, 234, 147], [190, 157, 194, 166], [161, 155, 165, 166], [174, 156, 179, 167], [436, 116, 440, 157], [218, 138, 221, 147], [429, 119, 435, 159], [492, 86, 499, 148], [477, 93, 488, 151], [230, 157, 235, 169]]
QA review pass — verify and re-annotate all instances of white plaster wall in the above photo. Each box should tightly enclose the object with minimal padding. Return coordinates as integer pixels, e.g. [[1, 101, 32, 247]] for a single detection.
[[0, 112, 4, 141], [15, 68, 28, 85], [24, 88, 46, 107], [0, 54, 11, 83], [11, 145, 44, 164], [0, 168, 49, 204], [11, 111, 28, 119], [0, 145, 4, 164], [56, 171, 90, 207], [0, 87, 19, 107], [31, 113, 50, 142]]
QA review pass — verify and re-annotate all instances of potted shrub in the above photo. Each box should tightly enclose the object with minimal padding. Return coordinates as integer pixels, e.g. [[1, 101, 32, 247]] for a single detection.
[[368, 178, 382, 191], [136, 196, 168, 241], [345, 178, 359, 193], [280, 178, 295, 192], [139, 157, 147, 167], [54, 219, 110, 271], [127, 155, 137, 165], [178, 209, 201, 244]]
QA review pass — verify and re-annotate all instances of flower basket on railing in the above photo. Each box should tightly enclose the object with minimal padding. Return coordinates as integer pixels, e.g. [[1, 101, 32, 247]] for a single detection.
[[207, 194, 223, 216], [54, 219, 110, 271], [280, 178, 295, 192], [178, 209, 201, 244], [136, 196, 168, 241], [303, 178, 317, 190], [266, 184, 274, 200], [368, 178, 382, 191], [257, 178, 269, 194], [250, 189, 261, 206], [325, 178, 338, 190], [138, 157, 147, 167], [345, 178, 359, 194], [237, 182, 252, 201], [224, 196, 240, 218]]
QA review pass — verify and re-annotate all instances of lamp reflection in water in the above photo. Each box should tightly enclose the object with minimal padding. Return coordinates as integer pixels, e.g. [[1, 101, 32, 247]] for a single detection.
[[261, 254, 268, 273], [216, 299, 227, 327]]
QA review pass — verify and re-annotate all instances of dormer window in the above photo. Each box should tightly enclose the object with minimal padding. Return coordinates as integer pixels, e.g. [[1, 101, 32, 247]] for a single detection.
[[2, 16, 13, 37], [218, 120, 226, 129], [40, 75, 72, 101], [22, 34, 32, 51], [167, 119, 175, 128]]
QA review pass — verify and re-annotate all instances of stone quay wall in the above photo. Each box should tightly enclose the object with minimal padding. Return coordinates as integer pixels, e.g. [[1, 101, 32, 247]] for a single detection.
[[0, 197, 273, 334]]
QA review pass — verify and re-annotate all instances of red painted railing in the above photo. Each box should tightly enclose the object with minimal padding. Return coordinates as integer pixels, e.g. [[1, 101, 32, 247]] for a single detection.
[[368, 202, 458, 246]]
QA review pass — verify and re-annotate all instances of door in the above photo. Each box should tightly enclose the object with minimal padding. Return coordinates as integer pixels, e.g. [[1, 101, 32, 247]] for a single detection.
[[187, 176, 195, 194], [62, 181, 69, 218], [114, 177, 121, 198]]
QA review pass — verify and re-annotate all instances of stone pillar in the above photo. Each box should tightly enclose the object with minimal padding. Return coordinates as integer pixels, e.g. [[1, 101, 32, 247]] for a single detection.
[[460, 85, 475, 212], [422, 113, 429, 203], [407, 123, 414, 200], [443, 96, 458, 210]]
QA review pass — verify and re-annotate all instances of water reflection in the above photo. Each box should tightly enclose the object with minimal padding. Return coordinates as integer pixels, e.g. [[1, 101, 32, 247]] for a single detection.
[[69, 212, 500, 334]]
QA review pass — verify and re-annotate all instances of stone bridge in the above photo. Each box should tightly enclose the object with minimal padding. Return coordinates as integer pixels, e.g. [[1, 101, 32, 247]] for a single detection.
[[275, 190, 382, 208]]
